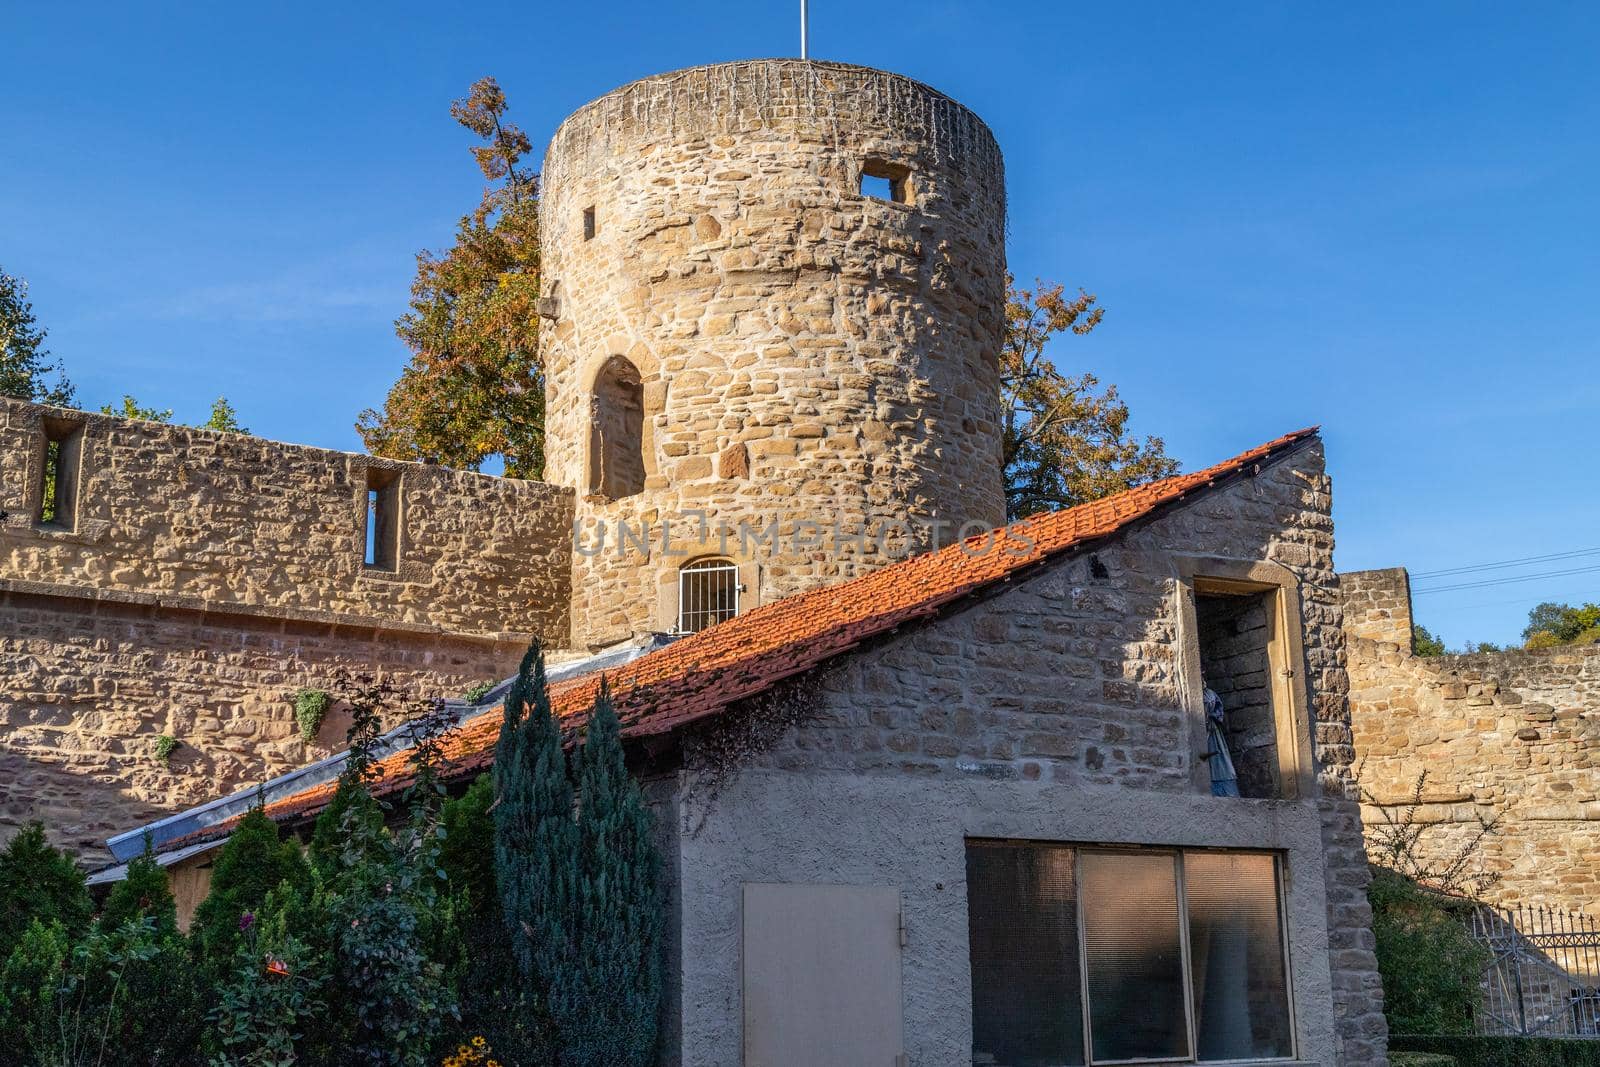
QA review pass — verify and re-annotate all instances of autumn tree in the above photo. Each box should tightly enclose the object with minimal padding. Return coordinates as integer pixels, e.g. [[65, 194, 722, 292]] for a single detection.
[[358, 76, 544, 478], [1000, 277, 1177, 519], [0, 267, 74, 405]]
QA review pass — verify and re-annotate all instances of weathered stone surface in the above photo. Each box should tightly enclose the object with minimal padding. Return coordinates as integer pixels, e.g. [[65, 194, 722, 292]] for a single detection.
[[1342, 567, 1600, 916], [539, 60, 1009, 647]]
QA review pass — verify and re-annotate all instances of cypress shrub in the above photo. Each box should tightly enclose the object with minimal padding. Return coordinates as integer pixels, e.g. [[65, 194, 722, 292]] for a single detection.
[[190, 806, 311, 974], [567, 678, 663, 1067], [0, 822, 92, 963], [1369, 867, 1488, 1036], [99, 839, 178, 938], [493, 641, 577, 1047]]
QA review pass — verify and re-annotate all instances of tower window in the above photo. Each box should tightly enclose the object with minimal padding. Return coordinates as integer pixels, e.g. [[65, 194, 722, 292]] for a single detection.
[[583, 206, 597, 240], [859, 159, 911, 205], [589, 355, 645, 499], [678, 557, 740, 634], [364, 468, 400, 571], [37, 419, 84, 530]]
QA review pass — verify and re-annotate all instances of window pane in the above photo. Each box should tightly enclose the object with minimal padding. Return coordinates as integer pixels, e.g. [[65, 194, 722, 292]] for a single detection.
[[1080, 851, 1190, 1063], [965, 842, 1085, 1067], [1185, 852, 1293, 1061]]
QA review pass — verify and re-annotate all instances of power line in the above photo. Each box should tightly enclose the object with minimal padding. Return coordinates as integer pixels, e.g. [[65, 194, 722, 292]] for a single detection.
[[1411, 546, 1600, 580], [1410, 563, 1600, 595]]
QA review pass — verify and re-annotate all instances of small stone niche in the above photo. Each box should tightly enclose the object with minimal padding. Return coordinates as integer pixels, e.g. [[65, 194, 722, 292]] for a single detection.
[[858, 159, 911, 205], [1196, 588, 1283, 799]]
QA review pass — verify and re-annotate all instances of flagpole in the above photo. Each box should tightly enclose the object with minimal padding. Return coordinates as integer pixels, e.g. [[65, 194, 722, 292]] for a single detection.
[[800, 0, 809, 59]]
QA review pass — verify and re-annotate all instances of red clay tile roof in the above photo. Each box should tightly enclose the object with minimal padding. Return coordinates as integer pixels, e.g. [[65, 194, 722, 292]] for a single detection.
[[164, 427, 1318, 847]]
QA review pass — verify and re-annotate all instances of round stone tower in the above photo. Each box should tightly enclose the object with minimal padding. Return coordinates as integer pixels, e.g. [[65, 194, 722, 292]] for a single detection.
[[540, 59, 1007, 648]]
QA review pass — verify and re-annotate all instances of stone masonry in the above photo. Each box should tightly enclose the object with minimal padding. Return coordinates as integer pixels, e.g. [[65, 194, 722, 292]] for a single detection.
[[668, 439, 1389, 1066], [1342, 567, 1600, 916], [539, 60, 1009, 647], [1, 397, 574, 855]]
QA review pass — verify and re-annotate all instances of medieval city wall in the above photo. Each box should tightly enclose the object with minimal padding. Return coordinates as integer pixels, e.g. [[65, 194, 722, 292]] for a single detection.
[[1, 397, 575, 856], [1342, 567, 1600, 916], [538, 60, 1009, 646]]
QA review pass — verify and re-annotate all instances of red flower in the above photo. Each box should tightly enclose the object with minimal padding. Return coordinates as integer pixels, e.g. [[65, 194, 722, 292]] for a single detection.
[[264, 956, 290, 979]]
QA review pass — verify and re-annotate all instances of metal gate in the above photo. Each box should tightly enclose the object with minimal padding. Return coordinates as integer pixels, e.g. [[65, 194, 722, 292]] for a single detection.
[[1470, 903, 1600, 1038]]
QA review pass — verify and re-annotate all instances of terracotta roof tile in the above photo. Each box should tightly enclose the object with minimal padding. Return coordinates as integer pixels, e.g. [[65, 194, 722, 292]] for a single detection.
[[164, 427, 1318, 846]]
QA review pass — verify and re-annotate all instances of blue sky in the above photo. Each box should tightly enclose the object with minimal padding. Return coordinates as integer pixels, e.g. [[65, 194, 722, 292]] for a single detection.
[[4, 2, 1596, 646]]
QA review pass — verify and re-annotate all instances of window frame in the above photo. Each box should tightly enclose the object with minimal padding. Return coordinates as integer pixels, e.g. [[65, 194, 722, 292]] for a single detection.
[[676, 555, 740, 634], [1173, 557, 1316, 802], [362, 466, 401, 572], [36, 417, 85, 531], [966, 840, 1298, 1067]]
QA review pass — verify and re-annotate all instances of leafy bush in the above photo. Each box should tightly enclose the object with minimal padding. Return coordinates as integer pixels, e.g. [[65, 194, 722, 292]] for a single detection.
[[294, 687, 333, 742], [1369, 868, 1488, 1036], [1392, 1035, 1600, 1067], [209, 908, 328, 1067], [99, 840, 178, 938], [1391, 1054, 1458, 1067], [0, 822, 92, 963], [191, 807, 312, 975], [463, 680, 497, 705]]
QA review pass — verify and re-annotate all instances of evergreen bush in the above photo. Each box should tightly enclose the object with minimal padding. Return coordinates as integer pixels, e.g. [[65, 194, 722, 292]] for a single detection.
[[0, 821, 92, 963], [1391, 1035, 1600, 1067], [567, 679, 663, 1067], [1369, 867, 1488, 1035], [99, 838, 178, 938], [190, 806, 312, 975]]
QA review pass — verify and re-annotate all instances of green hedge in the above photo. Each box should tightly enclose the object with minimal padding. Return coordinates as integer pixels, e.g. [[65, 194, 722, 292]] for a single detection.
[[1393, 1054, 1459, 1067], [1392, 1035, 1600, 1067]]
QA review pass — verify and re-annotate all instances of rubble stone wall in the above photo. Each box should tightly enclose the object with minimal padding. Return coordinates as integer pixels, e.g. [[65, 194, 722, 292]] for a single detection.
[[1341, 567, 1600, 915], [537, 60, 1008, 646]]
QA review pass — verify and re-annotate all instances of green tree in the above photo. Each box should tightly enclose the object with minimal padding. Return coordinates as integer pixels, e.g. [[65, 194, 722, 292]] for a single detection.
[[1412, 624, 1446, 658], [358, 76, 544, 478], [567, 679, 663, 1067], [494, 642, 576, 1045], [0, 822, 92, 963], [0, 267, 74, 405], [1369, 868, 1488, 1036], [190, 806, 312, 974], [1001, 277, 1178, 519], [1523, 601, 1600, 647], [100, 395, 175, 422], [203, 396, 249, 434], [99, 840, 178, 939]]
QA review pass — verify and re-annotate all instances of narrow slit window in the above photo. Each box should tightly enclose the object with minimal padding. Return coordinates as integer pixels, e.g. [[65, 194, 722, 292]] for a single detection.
[[859, 159, 911, 204], [583, 206, 597, 240], [1195, 586, 1285, 799], [966, 842, 1294, 1066], [589, 355, 645, 499], [678, 557, 739, 634], [37, 419, 83, 530], [364, 469, 400, 571]]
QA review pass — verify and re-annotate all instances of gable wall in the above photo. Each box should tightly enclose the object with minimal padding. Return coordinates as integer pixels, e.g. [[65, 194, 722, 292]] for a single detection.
[[668, 439, 1389, 1067]]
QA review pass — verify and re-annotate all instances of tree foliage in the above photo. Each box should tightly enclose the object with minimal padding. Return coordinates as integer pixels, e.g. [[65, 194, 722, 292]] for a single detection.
[[99, 840, 178, 939], [1412, 624, 1447, 658], [0, 822, 92, 963], [1000, 277, 1177, 518], [0, 267, 74, 406], [566, 680, 662, 1067], [358, 76, 544, 478], [190, 806, 312, 975], [1523, 601, 1600, 648]]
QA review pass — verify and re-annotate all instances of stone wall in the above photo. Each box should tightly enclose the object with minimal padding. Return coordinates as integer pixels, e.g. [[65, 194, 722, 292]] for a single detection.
[[1, 397, 574, 857], [669, 439, 1388, 1066], [1342, 567, 1600, 915], [537, 61, 1009, 646], [1, 397, 574, 638]]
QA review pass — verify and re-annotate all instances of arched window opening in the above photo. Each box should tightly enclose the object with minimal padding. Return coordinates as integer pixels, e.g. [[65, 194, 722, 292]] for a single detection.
[[678, 557, 740, 634], [589, 355, 645, 499]]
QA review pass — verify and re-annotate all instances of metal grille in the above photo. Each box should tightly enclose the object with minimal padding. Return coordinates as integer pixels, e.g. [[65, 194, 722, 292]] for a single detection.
[[1471, 903, 1600, 1038], [678, 558, 739, 634]]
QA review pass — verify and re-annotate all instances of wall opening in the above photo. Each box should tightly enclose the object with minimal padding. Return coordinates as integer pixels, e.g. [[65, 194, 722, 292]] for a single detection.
[[588, 355, 645, 499], [965, 841, 1294, 1066], [677, 556, 739, 634], [37, 418, 84, 530], [583, 206, 597, 241], [859, 159, 911, 204], [1195, 587, 1283, 800], [364, 468, 400, 571]]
